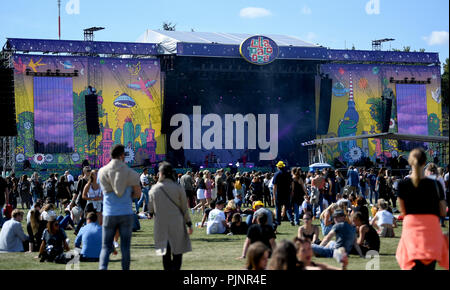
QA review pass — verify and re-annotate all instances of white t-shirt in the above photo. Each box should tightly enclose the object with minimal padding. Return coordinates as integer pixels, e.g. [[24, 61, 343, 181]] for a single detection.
[[206, 209, 226, 234], [375, 210, 394, 227]]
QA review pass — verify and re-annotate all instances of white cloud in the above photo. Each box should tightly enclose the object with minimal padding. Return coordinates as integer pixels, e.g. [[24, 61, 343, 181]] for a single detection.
[[422, 31, 449, 46], [301, 5, 312, 15], [239, 7, 272, 19]]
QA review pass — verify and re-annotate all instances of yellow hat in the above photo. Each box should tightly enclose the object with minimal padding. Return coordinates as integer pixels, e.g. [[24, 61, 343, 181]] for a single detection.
[[253, 201, 264, 209], [276, 161, 285, 168]]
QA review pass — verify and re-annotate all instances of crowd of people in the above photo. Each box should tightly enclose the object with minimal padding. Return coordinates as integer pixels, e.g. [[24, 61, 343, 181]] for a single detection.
[[0, 145, 448, 270]]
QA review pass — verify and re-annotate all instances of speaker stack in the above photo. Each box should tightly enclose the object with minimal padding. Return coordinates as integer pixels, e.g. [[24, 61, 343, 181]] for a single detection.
[[85, 92, 100, 135], [0, 68, 17, 136]]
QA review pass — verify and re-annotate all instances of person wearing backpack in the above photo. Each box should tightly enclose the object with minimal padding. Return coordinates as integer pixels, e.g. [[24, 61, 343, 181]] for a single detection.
[[44, 174, 57, 204]]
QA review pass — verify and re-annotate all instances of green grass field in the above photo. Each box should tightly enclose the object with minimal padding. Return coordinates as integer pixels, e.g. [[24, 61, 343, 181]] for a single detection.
[[0, 207, 447, 270]]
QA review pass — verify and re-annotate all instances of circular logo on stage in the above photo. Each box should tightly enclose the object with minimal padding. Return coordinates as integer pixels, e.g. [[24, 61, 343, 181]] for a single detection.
[[24, 122, 32, 130], [33, 154, 46, 165], [349, 146, 363, 162], [16, 154, 25, 163], [71, 153, 80, 162], [45, 154, 54, 163], [239, 36, 279, 65], [124, 147, 135, 164]]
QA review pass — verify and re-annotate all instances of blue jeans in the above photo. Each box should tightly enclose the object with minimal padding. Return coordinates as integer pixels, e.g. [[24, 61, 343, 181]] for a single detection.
[[312, 194, 324, 218], [369, 187, 378, 205], [99, 214, 134, 270], [137, 188, 149, 212], [57, 215, 75, 230], [32, 193, 40, 205], [291, 202, 301, 225], [275, 197, 291, 225], [311, 242, 336, 258]]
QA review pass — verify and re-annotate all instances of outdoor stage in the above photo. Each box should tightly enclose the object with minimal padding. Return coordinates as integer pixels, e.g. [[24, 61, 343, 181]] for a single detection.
[[0, 30, 445, 175]]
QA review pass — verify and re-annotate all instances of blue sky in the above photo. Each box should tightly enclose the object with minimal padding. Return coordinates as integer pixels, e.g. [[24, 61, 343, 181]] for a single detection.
[[1, 0, 448, 66]]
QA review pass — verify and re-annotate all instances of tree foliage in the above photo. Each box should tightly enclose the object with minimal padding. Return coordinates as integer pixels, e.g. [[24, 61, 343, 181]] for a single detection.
[[442, 58, 449, 108], [162, 22, 176, 31]]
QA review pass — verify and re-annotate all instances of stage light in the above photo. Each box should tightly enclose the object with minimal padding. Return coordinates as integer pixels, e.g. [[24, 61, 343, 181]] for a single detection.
[[25, 68, 31, 75]]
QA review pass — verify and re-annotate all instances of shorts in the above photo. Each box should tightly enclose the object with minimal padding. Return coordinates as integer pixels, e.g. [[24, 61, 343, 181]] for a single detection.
[[197, 189, 205, 200], [379, 225, 395, 237]]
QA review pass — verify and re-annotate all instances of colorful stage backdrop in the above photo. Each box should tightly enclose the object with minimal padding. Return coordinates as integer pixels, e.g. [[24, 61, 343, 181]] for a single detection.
[[320, 63, 442, 165], [13, 54, 165, 170]]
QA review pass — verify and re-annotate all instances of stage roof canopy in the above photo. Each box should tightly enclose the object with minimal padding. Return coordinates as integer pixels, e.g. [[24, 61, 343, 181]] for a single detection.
[[137, 30, 319, 54], [301, 133, 449, 146]]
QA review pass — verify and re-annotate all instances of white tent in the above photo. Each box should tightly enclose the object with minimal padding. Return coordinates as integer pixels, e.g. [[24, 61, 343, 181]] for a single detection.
[[309, 162, 332, 172]]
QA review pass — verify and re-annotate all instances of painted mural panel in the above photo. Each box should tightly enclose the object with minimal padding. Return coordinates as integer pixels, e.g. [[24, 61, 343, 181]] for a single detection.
[[320, 63, 442, 166], [12, 54, 165, 170]]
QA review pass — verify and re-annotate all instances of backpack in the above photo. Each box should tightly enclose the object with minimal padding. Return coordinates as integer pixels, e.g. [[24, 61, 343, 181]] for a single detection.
[[310, 186, 320, 205], [44, 180, 56, 198]]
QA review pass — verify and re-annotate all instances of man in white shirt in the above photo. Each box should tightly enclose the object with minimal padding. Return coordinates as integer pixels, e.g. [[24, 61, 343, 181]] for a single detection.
[[137, 168, 150, 213], [206, 200, 228, 235]]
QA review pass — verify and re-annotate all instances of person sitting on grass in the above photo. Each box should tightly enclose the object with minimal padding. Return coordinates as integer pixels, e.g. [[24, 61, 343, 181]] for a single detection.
[[245, 241, 270, 270], [0, 209, 29, 252], [199, 201, 215, 228], [294, 237, 347, 270], [56, 199, 75, 230], [351, 211, 380, 257], [311, 210, 356, 259], [37, 217, 72, 264], [247, 201, 275, 230], [27, 205, 47, 252], [297, 213, 320, 245], [223, 200, 239, 223], [206, 199, 228, 235], [238, 212, 276, 260], [370, 199, 397, 237], [229, 213, 248, 235], [319, 203, 339, 236], [74, 212, 102, 262]]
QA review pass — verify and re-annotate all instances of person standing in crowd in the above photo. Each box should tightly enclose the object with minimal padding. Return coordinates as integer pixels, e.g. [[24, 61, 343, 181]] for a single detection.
[[9, 173, 19, 209], [359, 168, 368, 199], [291, 168, 307, 225], [325, 168, 337, 204], [74, 212, 102, 262], [376, 168, 389, 202], [56, 176, 71, 212], [334, 170, 345, 195], [204, 170, 214, 207], [225, 171, 235, 202], [148, 161, 192, 270], [215, 169, 226, 202], [396, 148, 448, 270], [346, 166, 359, 196], [137, 168, 150, 213], [30, 172, 43, 206], [311, 170, 326, 218], [311, 210, 356, 259], [425, 163, 447, 227], [180, 171, 195, 210], [0, 176, 9, 227], [245, 241, 270, 270], [192, 171, 207, 213], [367, 169, 378, 205], [0, 209, 29, 252], [98, 144, 142, 270], [273, 161, 292, 226], [263, 173, 272, 207], [82, 170, 103, 225], [44, 173, 57, 205], [71, 166, 91, 235], [18, 175, 31, 210], [250, 175, 263, 203]]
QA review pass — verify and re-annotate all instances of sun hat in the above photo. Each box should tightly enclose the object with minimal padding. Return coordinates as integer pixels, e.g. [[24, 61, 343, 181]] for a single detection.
[[276, 161, 285, 168], [253, 201, 264, 209]]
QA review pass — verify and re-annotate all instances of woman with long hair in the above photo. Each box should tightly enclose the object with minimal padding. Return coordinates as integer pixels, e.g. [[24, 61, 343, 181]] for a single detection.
[[18, 174, 31, 209], [375, 168, 389, 202], [245, 241, 270, 270], [26, 204, 46, 252], [319, 203, 339, 236], [267, 240, 303, 270], [297, 213, 320, 244], [396, 148, 448, 270], [30, 172, 43, 205], [193, 171, 207, 213], [82, 170, 103, 225], [204, 171, 214, 207], [37, 218, 71, 263], [294, 237, 345, 270], [56, 176, 71, 212], [291, 168, 306, 226]]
